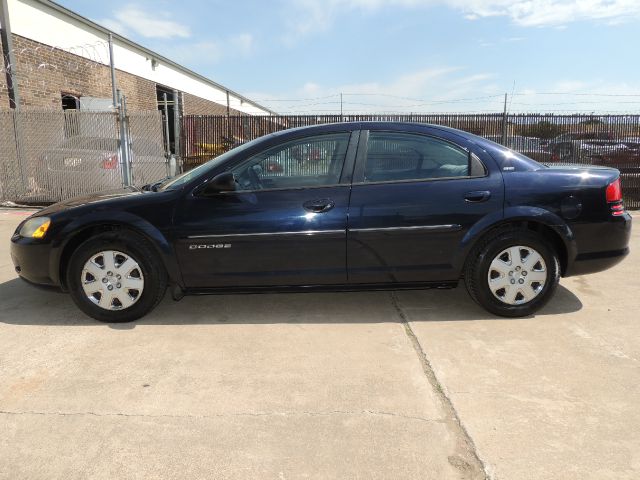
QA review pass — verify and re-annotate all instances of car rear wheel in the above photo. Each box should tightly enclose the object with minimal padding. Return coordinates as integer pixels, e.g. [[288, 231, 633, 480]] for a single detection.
[[465, 229, 560, 317], [67, 231, 166, 322]]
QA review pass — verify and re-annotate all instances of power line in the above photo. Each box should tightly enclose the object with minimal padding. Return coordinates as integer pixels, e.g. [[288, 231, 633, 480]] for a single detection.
[[513, 92, 640, 97], [341, 92, 504, 103], [510, 100, 640, 105], [252, 94, 340, 102], [255, 92, 640, 106]]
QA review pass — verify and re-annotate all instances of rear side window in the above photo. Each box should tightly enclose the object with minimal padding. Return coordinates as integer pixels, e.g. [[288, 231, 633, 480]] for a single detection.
[[364, 132, 485, 183]]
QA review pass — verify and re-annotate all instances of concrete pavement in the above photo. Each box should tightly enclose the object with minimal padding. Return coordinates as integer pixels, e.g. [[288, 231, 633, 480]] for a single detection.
[[398, 219, 640, 479], [0, 208, 638, 479]]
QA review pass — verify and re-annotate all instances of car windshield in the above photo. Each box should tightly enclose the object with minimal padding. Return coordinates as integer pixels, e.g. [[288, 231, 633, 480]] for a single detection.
[[158, 139, 260, 191]]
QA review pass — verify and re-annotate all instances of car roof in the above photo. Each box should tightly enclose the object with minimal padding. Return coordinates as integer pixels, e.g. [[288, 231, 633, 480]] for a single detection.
[[267, 121, 471, 138], [260, 121, 541, 171]]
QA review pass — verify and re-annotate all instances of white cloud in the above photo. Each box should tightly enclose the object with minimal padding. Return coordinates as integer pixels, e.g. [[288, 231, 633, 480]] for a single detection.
[[246, 66, 502, 114], [163, 41, 224, 65], [100, 18, 128, 36], [156, 32, 255, 68], [482, 0, 640, 27], [102, 5, 191, 39], [247, 69, 640, 114], [491, 80, 640, 112], [231, 34, 254, 56], [100, 5, 255, 65], [283, 0, 640, 40]]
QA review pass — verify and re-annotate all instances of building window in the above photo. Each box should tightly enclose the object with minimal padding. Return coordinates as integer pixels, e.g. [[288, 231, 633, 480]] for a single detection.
[[61, 93, 80, 110], [61, 94, 80, 137]]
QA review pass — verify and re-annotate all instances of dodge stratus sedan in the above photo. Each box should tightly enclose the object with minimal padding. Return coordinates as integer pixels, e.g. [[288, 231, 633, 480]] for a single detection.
[[10, 122, 632, 322]]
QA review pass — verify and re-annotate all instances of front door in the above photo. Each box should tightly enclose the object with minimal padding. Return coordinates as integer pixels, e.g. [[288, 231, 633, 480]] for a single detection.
[[347, 129, 503, 284], [174, 132, 356, 288]]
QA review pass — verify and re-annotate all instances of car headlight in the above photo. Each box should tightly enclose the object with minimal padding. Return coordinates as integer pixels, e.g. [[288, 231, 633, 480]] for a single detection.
[[19, 217, 51, 239]]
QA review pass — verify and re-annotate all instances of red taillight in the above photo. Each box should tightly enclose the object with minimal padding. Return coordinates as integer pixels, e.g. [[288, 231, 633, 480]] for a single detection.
[[611, 204, 625, 216], [606, 178, 622, 202], [101, 154, 118, 170], [606, 178, 625, 216]]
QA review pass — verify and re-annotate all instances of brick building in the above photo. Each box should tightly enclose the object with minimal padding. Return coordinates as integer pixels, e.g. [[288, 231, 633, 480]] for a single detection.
[[0, 0, 272, 117]]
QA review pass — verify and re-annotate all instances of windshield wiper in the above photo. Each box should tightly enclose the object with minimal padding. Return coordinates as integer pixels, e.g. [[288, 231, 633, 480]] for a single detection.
[[141, 177, 170, 192]]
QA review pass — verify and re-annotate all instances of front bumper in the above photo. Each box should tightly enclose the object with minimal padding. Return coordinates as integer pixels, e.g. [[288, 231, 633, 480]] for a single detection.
[[10, 234, 57, 287]]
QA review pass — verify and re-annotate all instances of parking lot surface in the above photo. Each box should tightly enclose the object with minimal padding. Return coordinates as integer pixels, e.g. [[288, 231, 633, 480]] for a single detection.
[[0, 208, 638, 479]]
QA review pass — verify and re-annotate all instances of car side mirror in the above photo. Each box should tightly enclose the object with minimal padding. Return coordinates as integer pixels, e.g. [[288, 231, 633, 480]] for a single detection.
[[198, 172, 236, 196]]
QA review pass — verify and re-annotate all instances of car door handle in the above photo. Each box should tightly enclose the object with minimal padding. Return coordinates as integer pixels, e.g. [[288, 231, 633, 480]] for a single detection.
[[464, 190, 491, 203], [303, 198, 335, 213]]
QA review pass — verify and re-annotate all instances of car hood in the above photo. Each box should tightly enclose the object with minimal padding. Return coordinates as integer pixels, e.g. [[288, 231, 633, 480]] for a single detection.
[[36, 187, 143, 216]]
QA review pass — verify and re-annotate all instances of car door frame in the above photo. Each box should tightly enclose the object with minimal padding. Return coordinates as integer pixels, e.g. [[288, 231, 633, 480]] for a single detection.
[[346, 124, 504, 284], [171, 126, 361, 289]]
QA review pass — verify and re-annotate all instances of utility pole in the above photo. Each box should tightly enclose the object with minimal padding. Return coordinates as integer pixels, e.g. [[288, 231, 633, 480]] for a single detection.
[[225, 90, 232, 142], [117, 90, 132, 187], [173, 89, 181, 170], [0, 0, 20, 108], [162, 92, 171, 155], [340, 93, 343, 121], [108, 33, 118, 109], [501, 92, 508, 145]]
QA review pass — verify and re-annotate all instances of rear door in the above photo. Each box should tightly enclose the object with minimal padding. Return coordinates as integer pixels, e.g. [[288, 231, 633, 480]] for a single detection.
[[174, 131, 358, 288], [347, 127, 503, 284]]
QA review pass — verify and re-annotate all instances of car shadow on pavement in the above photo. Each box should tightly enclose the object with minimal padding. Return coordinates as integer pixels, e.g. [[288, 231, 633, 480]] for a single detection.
[[0, 277, 583, 328]]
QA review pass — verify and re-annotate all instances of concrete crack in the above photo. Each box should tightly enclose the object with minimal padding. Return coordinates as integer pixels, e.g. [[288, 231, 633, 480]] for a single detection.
[[390, 291, 491, 480], [0, 408, 444, 423]]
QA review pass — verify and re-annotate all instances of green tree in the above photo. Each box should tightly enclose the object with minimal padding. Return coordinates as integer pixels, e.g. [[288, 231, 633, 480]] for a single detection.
[[518, 120, 564, 139]]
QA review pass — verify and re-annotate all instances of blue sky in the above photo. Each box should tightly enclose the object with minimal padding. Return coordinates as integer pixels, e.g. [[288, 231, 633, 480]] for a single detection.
[[57, 0, 640, 114]]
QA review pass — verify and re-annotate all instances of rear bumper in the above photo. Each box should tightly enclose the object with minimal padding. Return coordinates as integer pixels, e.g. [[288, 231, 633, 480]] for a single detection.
[[564, 212, 632, 277], [565, 247, 629, 276]]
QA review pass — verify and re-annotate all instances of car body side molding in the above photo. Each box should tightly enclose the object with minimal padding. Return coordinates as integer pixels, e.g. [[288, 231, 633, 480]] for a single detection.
[[349, 224, 461, 234], [186, 229, 346, 239]]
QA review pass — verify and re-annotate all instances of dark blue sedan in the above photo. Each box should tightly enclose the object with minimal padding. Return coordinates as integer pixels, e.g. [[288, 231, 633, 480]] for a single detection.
[[10, 122, 632, 322]]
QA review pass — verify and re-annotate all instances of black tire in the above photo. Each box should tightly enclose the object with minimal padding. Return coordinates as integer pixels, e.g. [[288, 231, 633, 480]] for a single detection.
[[464, 229, 560, 317], [66, 231, 167, 322]]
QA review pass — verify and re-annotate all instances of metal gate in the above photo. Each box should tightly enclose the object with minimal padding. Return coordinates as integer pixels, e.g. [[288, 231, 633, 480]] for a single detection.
[[0, 108, 168, 204]]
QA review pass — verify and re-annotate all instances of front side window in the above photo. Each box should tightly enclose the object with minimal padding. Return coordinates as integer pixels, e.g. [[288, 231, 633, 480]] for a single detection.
[[232, 133, 351, 191], [364, 132, 483, 183]]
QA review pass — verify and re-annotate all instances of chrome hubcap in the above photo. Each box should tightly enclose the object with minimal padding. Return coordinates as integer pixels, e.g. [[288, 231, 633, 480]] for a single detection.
[[81, 250, 144, 310], [487, 245, 547, 305]]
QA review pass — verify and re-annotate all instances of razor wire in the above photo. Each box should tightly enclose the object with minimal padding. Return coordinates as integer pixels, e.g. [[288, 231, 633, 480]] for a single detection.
[[0, 40, 111, 92]]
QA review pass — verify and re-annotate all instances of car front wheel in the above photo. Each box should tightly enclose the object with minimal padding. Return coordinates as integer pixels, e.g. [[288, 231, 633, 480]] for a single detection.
[[465, 229, 560, 317], [67, 231, 167, 322]]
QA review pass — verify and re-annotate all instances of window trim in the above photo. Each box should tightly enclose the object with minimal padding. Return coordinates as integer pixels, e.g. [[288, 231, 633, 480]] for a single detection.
[[226, 131, 357, 194], [353, 130, 488, 185], [215, 182, 350, 195]]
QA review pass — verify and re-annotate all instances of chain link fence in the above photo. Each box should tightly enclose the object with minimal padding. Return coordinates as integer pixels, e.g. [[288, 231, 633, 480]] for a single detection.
[[2, 111, 638, 206], [0, 109, 168, 204], [127, 110, 170, 187], [181, 114, 640, 208]]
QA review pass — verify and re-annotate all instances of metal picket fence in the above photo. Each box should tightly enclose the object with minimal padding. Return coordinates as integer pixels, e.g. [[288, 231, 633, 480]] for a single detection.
[[0, 109, 168, 204], [181, 114, 640, 208]]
